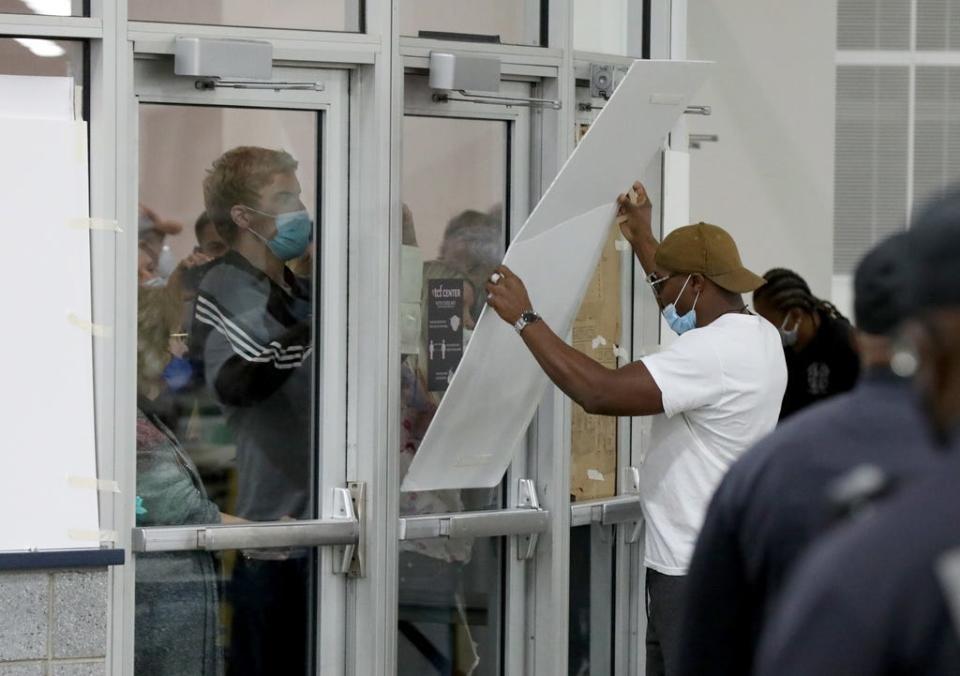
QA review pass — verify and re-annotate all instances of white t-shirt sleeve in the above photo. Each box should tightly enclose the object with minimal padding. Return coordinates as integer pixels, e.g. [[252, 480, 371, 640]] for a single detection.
[[641, 331, 725, 418]]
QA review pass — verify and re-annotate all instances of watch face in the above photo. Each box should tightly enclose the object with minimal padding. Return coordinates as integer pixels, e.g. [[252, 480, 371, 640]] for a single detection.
[[521, 311, 539, 323]]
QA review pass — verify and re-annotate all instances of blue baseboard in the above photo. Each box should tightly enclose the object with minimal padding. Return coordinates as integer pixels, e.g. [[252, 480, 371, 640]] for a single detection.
[[0, 548, 125, 571]]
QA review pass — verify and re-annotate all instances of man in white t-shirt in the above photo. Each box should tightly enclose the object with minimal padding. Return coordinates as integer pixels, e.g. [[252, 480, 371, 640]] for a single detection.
[[484, 181, 786, 676]]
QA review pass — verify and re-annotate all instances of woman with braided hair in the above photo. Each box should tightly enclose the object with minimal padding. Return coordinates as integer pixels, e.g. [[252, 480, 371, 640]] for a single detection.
[[753, 268, 860, 419]]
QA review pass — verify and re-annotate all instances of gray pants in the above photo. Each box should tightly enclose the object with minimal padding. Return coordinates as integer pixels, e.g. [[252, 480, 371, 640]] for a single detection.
[[645, 569, 688, 676]]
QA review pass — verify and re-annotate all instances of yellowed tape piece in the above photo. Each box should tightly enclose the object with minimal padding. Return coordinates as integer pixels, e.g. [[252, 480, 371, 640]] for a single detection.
[[68, 476, 120, 493], [67, 528, 118, 543], [75, 120, 86, 164], [67, 313, 113, 338], [650, 93, 684, 106], [67, 217, 123, 232]]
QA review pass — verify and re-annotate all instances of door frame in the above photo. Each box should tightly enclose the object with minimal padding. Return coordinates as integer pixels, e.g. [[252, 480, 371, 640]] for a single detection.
[[119, 57, 352, 676], [398, 71, 537, 676]]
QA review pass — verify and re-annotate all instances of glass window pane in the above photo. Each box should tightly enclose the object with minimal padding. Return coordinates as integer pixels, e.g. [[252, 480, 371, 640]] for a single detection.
[[398, 114, 508, 675], [916, 0, 960, 51], [400, 0, 542, 46], [136, 104, 319, 675], [913, 66, 960, 214], [569, 525, 615, 676], [833, 66, 909, 274], [573, 0, 629, 55], [398, 538, 504, 675], [129, 0, 360, 32], [0, 0, 84, 16], [836, 0, 910, 50], [0, 37, 84, 82]]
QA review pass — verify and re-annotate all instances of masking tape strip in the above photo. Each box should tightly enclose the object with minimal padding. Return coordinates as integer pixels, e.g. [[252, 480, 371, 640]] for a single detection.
[[613, 345, 630, 361], [67, 313, 113, 338], [614, 238, 631, 252], [67, 217, 123, 233], [68, 528, 118, 543], [586, 469, 605, 482], [591, 335, 608, 350], [68, 476, 120, 493], [650, 93, 684, 105]]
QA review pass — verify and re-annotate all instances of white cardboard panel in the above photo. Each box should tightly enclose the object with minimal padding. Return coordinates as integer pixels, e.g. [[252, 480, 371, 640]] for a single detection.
[[0, 116, 98, 550], [403, 60, 711, 492], [0, 75, 75, 120]]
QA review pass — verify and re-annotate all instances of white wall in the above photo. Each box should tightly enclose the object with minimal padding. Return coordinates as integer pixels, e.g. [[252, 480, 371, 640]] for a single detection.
[[686, 0, 838, 300]]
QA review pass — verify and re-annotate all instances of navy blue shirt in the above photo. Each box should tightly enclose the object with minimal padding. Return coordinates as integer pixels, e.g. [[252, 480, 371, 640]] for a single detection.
[[676, 369, 937, 676], [755, 449, 960, 676]]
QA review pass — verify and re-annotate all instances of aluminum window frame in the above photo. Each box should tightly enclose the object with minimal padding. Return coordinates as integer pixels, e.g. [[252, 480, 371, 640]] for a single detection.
[[0, 1, 663, 674]]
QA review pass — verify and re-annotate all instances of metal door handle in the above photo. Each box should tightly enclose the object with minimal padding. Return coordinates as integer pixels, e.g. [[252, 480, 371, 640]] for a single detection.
[[570, 495, 643, 527], [132, 487, 359, 553], [398, 479, 547, 560], [399, 508, 550, 540], [569, 468, 645, 544]]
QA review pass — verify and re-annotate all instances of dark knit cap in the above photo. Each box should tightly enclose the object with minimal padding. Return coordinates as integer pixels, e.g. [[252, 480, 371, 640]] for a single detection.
[[854, 232, 910, 335], [903, 187, 960, 314]]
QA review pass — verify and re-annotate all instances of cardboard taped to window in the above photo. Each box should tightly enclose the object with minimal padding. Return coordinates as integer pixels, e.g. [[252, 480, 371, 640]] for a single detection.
[[402, 60, 711, 491]]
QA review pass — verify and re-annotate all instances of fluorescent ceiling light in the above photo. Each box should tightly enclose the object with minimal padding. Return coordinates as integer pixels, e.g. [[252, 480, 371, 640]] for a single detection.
[[14, 38, 67, 58], [22, 0, 71, 15]]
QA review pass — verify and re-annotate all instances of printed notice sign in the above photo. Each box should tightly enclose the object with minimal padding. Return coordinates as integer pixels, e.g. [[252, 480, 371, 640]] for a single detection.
[[427, 279, 465, 391]]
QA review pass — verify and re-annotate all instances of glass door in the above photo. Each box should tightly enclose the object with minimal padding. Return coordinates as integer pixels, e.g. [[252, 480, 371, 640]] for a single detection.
[[129, 60, 351, 676], [397, 73, 536, 676]]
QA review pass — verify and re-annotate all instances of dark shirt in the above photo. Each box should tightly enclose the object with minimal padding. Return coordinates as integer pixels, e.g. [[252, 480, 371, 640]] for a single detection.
[[676, 370, 938, 676], [780, 309, 860, 419], [190, 250, 313, 521], [755, 449, 960, 676]]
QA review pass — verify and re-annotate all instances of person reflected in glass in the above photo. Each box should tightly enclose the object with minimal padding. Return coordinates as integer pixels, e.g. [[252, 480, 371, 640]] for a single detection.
[[437, 208, 504, 323], [398, 257, 485, 675], [191, 146, 314, 675], [194, 211, 229, 260], [135, 285, 244, 676], [139, 204, 184, 287]]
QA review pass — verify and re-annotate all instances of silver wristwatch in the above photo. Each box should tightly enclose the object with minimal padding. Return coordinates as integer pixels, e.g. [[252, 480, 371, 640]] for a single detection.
[[514, 310, 541, 334]]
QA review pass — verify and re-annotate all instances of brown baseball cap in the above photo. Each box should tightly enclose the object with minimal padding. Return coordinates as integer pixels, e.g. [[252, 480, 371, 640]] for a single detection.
[[654, 222, 766, 293]]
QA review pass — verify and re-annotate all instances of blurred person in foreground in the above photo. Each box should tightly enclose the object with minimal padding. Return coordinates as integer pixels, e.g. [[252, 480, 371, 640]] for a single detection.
[[676, 232, 938, 676], [755, 188, 960, 676]]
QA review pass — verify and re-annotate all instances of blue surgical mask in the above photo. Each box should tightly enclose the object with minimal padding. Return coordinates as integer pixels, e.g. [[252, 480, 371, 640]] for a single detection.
[[162, 355, 194, 391], [662, 274, 700, 335], [779, 315, 799, 347], [244, 206, 313, 261]]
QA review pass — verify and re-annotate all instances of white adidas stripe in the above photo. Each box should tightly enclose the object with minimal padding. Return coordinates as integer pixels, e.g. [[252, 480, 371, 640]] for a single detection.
[[196, 296, 307, 361], [195, 296, 311, 367]]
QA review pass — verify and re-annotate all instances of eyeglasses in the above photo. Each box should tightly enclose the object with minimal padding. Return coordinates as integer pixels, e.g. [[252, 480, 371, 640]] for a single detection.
[[646, 272, 676, 288]]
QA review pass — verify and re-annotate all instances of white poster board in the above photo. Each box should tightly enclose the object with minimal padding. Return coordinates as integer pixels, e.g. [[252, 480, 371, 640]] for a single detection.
[[403, 60, 711, 491], [0, 114, 99, 550], [0, 74, 75, 120]]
